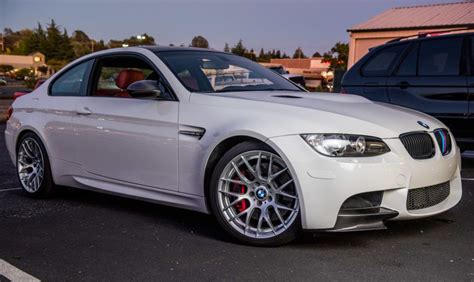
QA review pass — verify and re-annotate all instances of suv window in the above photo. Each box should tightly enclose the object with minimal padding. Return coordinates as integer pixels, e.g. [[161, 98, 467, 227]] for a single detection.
[[91, 55, 172, 99], [50, 60, 92, 96], [418, 37, 463, 76], [362, 43, 408, 77], [396, 43, 418, 76]]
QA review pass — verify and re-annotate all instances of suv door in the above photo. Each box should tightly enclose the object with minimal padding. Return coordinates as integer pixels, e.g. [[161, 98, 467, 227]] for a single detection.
[[71, 54, 179, 191], [387, 36, 468, 142], [468, 35, 474, 149], [343, 42, 408, 102]]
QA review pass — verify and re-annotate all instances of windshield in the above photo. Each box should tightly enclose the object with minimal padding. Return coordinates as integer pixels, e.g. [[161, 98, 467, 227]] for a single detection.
[[156, 51, 302, 93]]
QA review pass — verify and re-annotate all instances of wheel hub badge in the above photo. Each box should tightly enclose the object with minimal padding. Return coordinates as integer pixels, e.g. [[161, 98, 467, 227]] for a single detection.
[[256, 187, 268, 200]]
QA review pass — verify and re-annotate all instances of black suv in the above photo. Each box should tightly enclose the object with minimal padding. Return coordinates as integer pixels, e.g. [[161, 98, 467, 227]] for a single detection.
[[342, 32, 474, 151]]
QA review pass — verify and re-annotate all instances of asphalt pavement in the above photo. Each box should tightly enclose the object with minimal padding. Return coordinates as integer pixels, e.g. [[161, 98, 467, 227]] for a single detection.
[[0, 124, 473, 281]]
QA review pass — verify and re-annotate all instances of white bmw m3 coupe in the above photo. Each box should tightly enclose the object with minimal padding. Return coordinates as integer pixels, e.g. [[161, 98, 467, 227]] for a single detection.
[[4, 47, 462, 246]]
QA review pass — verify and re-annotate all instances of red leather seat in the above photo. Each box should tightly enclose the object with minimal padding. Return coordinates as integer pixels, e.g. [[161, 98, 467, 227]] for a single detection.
[[114, 69, 145, 97], [116, 69, 145, 90], [95, 69, 145, 98]]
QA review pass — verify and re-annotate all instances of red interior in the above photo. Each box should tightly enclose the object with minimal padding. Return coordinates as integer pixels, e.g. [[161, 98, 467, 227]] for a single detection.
[[95, 69, 144, 98]]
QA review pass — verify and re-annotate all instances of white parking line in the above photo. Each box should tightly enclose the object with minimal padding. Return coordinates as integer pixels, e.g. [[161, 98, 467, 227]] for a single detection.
[[0, 259, 40, 281], [0, 187, 21, 192], [462, 178, 474, 181]]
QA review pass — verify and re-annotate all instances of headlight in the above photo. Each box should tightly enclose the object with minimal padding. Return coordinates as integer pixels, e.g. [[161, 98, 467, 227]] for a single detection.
[[301, 134, 390, 157]]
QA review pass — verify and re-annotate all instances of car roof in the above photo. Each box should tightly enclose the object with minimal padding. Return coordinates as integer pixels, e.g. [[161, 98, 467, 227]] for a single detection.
[[384, 31, 474, 45], [141, 45, 228, 54]]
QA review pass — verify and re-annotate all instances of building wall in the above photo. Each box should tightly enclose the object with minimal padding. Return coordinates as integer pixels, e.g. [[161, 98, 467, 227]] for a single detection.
[[0, 53, 46, 69], [270, 58, 329, 70], [347, 27, 470, 69]]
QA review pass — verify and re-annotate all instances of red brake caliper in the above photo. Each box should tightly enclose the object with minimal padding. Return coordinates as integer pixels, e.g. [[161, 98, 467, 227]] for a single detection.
[[235, 185, 248, 212]]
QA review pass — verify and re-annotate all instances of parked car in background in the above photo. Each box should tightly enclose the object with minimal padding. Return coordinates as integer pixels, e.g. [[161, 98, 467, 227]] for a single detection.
[[5, 47, 462, 246], [0, 77, 7, 86], [342, 32, 474, 151], [267, 65, 306, 87], [12, 79, 45, 100]]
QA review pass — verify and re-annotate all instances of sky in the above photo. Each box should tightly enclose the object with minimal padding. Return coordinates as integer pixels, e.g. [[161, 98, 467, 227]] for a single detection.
[[1, 0, 448, 55]]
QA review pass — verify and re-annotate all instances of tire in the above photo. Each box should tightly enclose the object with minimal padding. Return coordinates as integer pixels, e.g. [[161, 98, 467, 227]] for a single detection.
[[16, 132, 55, 198], [209, 141, 301, 246]]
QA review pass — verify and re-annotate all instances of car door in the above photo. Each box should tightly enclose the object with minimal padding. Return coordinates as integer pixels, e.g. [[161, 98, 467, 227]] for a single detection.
[[71, 53, 179, 191], [44, 59, 94, 163], [387, 36, 469, 140]]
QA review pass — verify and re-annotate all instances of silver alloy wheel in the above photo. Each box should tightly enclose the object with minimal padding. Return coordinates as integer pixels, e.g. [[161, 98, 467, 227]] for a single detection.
[[17, 137, 45, 193], [217, 150, 299, 239]]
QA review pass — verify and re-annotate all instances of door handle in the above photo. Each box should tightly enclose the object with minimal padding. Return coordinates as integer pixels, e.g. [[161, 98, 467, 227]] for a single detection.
[[76, 107, 92, 115], [398, 81, 410, 89]]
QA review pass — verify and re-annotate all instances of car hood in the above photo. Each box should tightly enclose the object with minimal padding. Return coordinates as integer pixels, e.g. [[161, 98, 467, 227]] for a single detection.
[[189, 91, 446, 139]]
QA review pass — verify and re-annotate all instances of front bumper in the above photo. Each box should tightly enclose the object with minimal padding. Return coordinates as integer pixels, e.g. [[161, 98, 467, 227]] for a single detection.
[[267, 134, 462, 230]]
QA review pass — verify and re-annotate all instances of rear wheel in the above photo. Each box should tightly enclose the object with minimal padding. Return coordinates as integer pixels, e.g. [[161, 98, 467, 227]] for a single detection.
[[209, 141, 301, 246], [16, 133, 54, 197]]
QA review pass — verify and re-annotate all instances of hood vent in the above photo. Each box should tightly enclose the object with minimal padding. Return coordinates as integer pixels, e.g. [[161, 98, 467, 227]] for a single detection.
[[271, 95, 302, 99]]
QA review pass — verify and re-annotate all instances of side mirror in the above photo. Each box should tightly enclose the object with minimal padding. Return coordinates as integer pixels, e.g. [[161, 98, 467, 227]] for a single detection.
[[127, 80, 162, 98]]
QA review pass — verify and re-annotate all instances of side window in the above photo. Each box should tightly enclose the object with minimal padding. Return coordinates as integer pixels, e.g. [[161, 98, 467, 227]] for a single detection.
[[50, 60, 92, 96], [396, 44, 418, 76], [418, 37, 463, 76], [91, 55, 172, 99], [362, 43, 408, 77]]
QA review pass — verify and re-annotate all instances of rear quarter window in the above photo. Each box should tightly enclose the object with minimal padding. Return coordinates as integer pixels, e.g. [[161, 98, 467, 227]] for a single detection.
[[50, 60, 93, 96]]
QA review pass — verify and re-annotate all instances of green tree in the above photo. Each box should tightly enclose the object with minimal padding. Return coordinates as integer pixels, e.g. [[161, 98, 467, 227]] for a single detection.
[[2, 28, 31, 54], [292, 47, 306, 59], [231, 39, 246, 56], [122, 33, 155, 46], [282, 52, 290, 59], [312, 51, 322, 57], [47, 58, 68, 72], [191, 35, 209, 48], [244, 48, 256, 61], [322, 42, 349, 70], [223, 43, 230, 52], [71, 30, 90, 43], [59, 29, 75, 60], [44, 19, 64, 60], [257, 48, 268, 62], [71, 30, 92, 58], [37, 65, 48, 75], [0, 64, 14, 73], [275, 50, 281, 59], [16, 24, 45, 55], [95, 40, 107, 51]]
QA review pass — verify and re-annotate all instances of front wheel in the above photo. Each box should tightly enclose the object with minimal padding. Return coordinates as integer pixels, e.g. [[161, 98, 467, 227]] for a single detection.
[[16, 133, 55, 197], [209, 141, 301, 246]]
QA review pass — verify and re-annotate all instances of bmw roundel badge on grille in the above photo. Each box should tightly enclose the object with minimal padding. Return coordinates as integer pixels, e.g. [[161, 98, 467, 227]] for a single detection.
[[417, 121, 430, 129]]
